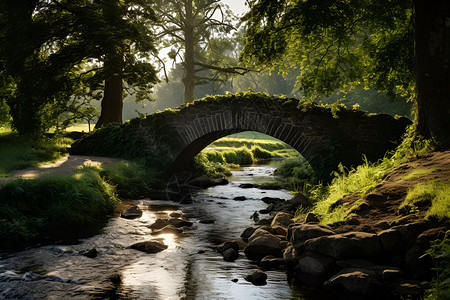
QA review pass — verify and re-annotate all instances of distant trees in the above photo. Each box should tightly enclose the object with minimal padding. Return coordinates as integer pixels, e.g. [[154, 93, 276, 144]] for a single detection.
[[242, 0, 450, 146], [0, 0, 158, 134], [152, 0, 250, 104]]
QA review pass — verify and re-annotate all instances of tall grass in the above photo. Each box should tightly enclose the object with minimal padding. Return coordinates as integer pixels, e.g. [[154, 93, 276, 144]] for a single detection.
[[101, 160, 164, 199], [307, 125, 437, 224], [0, 168, 118, 247]]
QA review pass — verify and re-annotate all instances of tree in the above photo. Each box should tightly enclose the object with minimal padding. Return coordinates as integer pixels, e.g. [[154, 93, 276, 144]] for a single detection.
[[0, 0, 158, 134], [152, 0, 250, 104], [241, 0, 450, 147]]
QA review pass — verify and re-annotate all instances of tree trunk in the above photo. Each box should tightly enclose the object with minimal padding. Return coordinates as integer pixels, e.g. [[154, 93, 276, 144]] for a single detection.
[[95, 77, 123, 128], [183, 0, 195, 104], [415, 0, 450, 147]]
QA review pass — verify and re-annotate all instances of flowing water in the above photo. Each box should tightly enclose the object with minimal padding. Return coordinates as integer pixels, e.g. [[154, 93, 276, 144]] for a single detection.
[[0, 162, 316, 299]]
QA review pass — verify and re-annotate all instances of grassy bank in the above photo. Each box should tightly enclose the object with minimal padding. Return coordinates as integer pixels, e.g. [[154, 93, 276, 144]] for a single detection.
[[305, 132, 437, 224], [0, 167, 118, 247], [0, 160, 163, 248], [0, 127, 73, 177], [0, 128, 164, 248]]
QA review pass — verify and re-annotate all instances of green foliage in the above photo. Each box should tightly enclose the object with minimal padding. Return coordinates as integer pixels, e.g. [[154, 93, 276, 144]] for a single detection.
[[194, 153, 232, 178], [242, 0, 415, 101], [401, 181, 450, 219], [101, 160, 164, 199], [0, 0, 158, 134], [222, 147, 255, 165], [0, 168, 118, 247], [0, 130, 72, 177], [424, 231, 450, 299]]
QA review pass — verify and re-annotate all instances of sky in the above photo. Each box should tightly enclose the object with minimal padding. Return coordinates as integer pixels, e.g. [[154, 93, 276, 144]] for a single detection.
[[221, 0, 248, 16]]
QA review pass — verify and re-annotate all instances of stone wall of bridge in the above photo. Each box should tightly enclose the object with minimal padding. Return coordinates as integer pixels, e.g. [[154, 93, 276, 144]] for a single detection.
[[70, 93, 411, 179]]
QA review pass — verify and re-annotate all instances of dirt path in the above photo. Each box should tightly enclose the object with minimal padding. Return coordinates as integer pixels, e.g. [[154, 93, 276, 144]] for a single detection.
[[0, 155, 121, 187]]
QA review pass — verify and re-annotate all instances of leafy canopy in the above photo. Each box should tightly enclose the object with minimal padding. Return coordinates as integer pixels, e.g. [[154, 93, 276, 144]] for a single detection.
[[0, 0, 158, 134], [241, 0, 415, 100]]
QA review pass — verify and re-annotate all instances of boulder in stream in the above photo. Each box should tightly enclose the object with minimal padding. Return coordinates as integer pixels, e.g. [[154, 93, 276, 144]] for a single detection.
[[151, 225, 183, 235], [120, 206, 143, 219], [149, 219, 169, 230], [245, 229, 285, 261], [129, 240, 168, 253], [244, 270, 268, 286], [239, 183, 254, 189], [222, 248, 239, 262]]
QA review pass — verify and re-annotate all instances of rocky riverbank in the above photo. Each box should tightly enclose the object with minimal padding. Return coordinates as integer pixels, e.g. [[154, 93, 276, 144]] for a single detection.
[[212, 150, 450, 298]]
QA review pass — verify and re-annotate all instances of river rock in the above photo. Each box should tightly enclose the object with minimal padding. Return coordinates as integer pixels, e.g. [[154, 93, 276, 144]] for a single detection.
[[296, 253, 335, 278], [233, 196, 247, 201], [283, 245, 301, 266], [324, 268, 383, 295], [216, 241, 240, 253], [222, 248, 239, 262], [188, 175, 229, 189], [245, 230, 284, 261], [169, 212, 182, 218], [151, 225, 183, 235], [129, 240, 168, 253], [261, 197, 284, 205], [199, 219, 215, 224], [168, 218, 193, 228], [304, 231, 381, 260], [271, 212, 293, 236], [260, 255, 285, 270], [149, 219, 169, 230], [377, 228, 402, 253], [288, 193, 312, 208], [241, 227, 257, 241], [304, 212, 320, 223], [257, 217, 273, 226], [121, 206, 143, 219], [188, 175, 214, 189], [289, 224, 335, 251], [80, 248, 98, 258], [239, 183, 254, 189], [244, 270, 267, 286], [271, 212, 293, 227]]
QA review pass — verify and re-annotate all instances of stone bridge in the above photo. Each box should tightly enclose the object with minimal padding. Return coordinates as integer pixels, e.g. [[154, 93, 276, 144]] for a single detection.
[[70, 93, 411, 179]]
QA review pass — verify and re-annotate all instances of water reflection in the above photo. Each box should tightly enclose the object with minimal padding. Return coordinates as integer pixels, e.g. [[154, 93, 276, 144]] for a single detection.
[[0, 163, 312, 300]]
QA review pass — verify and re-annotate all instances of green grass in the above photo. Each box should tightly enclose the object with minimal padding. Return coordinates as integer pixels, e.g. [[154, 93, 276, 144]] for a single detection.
[[0, 167, 118, 247], [0, 129, 72, 177], [402, 168, 438, 181], [101, 160, 164, 199], [0, 158, 164, 248], [400, 181, 450, 219], [306, 126, 437, 225]]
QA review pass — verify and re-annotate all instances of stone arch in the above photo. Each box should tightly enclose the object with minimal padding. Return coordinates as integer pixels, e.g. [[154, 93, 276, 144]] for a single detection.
[[70, 94, 411, 180]]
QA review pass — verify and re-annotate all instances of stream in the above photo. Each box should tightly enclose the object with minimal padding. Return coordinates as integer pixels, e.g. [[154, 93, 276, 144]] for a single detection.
[[0, 162, 318, 299]]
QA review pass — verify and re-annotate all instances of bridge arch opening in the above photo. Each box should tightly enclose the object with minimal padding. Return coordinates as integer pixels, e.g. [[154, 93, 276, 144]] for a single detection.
[[174, 130, 314, 179]]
